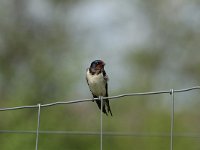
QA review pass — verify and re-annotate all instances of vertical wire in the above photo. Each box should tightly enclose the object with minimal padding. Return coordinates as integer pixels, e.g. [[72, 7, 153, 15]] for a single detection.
[[170, 89, 174, 150], [35, 104, 41, 150], [100, 96, 103, 150]]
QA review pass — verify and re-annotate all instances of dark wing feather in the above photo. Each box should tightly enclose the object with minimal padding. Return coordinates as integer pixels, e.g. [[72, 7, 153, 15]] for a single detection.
[[103, 71, 113, 116], [105, 83, 113, 116], [93, 95, 108, 116]]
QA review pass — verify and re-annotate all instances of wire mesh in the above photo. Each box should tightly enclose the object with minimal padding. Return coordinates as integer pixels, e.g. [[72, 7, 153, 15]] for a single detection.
[[0, 86, 200, 150]]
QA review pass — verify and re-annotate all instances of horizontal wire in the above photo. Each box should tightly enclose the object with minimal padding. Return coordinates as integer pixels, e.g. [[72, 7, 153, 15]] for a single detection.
[[0, 86, 200, 111], [174, 86, 200, 93], [0, 130, 200, 138]]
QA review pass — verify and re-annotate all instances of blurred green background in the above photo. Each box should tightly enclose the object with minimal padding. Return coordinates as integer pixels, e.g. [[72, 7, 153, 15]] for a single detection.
[[0, 0, 200, 149]]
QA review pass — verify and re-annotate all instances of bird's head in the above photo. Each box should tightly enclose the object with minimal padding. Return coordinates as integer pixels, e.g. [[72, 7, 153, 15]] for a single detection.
[[90, 60, 105, 73]]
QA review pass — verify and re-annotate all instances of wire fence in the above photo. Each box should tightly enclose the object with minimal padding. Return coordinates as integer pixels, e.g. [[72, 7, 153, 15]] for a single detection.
[[0, 86, 200, 150]]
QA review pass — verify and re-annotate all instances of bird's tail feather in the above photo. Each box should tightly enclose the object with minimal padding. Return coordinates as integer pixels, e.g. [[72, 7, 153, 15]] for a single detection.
[[105, 99, 113, 116], [95, 100, 108, 116]]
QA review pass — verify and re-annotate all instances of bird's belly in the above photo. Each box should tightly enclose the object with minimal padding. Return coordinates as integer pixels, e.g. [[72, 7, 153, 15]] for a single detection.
[[86, 70, 107, 96], [89, 81, 106, 96]]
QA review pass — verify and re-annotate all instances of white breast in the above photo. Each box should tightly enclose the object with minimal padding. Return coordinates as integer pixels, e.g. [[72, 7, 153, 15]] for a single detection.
[[86, 69, 107, 96]]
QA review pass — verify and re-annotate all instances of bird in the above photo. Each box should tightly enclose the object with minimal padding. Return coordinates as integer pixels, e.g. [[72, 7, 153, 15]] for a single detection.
[[86, 60, 113, 116]]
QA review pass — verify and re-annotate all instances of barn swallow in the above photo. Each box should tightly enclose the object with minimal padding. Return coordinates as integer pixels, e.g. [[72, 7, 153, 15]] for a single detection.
[[86, 60, 113, 116]]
